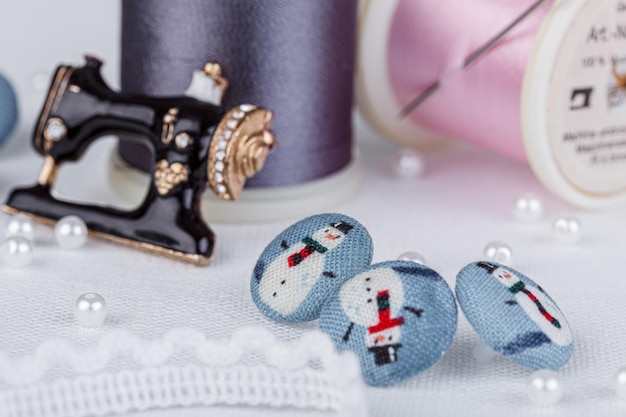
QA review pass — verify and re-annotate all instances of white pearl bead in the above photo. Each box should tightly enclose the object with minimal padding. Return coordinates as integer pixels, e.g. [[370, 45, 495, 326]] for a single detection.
[[552, 216, 581, 244], [6, 214, 35, 241], [483, 241, 513, 265], [513, 193, 544, 222], [397, 251, 426, 265], [394, 148, 425, 177], [616, 366, 626, 401], [527, 370, 563, 406], [75, 293, 107, 327], [0, 236, 34, 267], [54, 215, 88, 249]]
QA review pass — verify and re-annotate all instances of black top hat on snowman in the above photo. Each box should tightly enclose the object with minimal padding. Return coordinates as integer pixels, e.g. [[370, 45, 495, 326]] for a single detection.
[[330, 221, 353, 235], [477, 261, 499, 274], [368, 343, 402, 366]]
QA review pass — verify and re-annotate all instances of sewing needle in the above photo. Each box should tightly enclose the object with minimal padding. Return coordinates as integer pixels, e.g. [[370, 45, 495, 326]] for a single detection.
[[398, 0, 550, 119]]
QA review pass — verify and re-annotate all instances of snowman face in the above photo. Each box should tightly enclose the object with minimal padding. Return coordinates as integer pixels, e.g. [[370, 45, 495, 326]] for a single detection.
[[492, 267, 521, 288], [340, 268, 404, 327], [312, 225, 347, 250], [366, 326, 402, 347]]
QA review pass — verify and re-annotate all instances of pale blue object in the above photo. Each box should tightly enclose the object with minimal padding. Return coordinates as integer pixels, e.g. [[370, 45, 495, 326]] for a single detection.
[[251, 213, 373, 323], [456, 261, 574, 370], [0, 73, 18, 146], [319, 260, 458, 387]]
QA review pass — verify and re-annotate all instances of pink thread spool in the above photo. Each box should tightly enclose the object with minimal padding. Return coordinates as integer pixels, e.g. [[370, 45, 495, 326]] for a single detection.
[[358, 0, 626, 209]]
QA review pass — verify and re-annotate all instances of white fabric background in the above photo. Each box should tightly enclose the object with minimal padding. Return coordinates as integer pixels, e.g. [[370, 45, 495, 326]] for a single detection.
[[2, 1, 626, 416]]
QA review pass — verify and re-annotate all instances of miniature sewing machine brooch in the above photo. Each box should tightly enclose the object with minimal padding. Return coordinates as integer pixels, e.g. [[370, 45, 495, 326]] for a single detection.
[[4, 55, 276, 265]]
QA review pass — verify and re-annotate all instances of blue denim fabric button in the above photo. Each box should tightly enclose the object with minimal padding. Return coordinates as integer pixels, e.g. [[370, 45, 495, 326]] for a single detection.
[[251, 213, 373, 322], [456, 261, 574, 370], [319, 260, 457, 386], [0, 73, 18, 146]]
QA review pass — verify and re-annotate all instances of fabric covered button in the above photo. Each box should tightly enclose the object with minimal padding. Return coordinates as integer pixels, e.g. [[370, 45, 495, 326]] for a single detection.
[[319, 260, 457, 386], [0, 73, 18, 147], [456, 261, 574, 370], [251, 213, 373, 322]]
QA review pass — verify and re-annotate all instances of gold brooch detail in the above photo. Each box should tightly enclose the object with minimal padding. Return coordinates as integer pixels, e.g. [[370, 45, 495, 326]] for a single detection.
[[154, 159, 189, 196]]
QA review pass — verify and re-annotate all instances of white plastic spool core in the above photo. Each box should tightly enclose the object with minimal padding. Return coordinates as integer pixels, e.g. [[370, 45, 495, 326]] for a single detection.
[[523, 0, 626, 209], [108, 150, 361, 223]]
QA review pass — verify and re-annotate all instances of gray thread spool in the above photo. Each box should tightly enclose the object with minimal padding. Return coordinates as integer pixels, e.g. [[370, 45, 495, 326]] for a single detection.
[[119, 0, 357, 188]]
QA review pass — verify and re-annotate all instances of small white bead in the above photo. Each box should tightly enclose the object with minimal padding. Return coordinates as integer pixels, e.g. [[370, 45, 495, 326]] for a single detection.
[[54, 216, 88, 250], [6, 214, 35, 241], [397, 251, 426, 265], [75, 293, 107, 327], [0, 236, 34, 267], [552, 216, 581, 244], [483, 241, 513, 265], [394, 148, 425, 178], [527, 370, 563, 406], [616, 366, 626, 401], [514, 193, 544, 222]]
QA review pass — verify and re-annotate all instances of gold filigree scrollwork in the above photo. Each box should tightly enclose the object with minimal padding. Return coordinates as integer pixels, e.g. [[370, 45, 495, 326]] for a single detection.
[[208, 105, 276, 200], [154, 159, 189, 196]]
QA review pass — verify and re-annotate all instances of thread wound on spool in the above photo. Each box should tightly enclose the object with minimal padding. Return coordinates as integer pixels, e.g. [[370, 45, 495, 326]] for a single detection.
[[385, 0, 551, 161], [120, 0, 357, 188]]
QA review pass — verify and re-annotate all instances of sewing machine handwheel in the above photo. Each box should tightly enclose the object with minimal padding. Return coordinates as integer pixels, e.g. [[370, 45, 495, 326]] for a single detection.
[[208, 105, 276, 200]]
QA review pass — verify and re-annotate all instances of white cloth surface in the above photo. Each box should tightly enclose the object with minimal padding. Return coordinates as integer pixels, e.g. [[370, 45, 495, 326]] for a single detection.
[[2, 1, 626, 415], [0, 120, 624, 416]]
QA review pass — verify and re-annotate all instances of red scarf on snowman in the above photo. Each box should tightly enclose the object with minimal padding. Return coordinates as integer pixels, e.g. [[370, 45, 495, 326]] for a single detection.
[[368, 290, 405, 334]]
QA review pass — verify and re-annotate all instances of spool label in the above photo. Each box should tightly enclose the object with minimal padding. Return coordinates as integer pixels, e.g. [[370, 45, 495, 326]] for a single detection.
[[548, 0, 626, 195]]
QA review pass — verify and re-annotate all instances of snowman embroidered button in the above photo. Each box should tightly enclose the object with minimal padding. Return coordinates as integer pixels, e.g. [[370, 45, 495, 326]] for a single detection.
[[251, 213, 373, 322], [456, 262, 574, 370], [319, 261, 457, 386]]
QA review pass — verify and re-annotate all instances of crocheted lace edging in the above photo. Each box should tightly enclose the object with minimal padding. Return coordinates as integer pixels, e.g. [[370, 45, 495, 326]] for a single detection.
[[0, 326, 366, 417]]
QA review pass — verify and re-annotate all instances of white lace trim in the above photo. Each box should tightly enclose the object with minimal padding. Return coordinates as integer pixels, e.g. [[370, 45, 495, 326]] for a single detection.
[[0, 327, 366, 416]]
